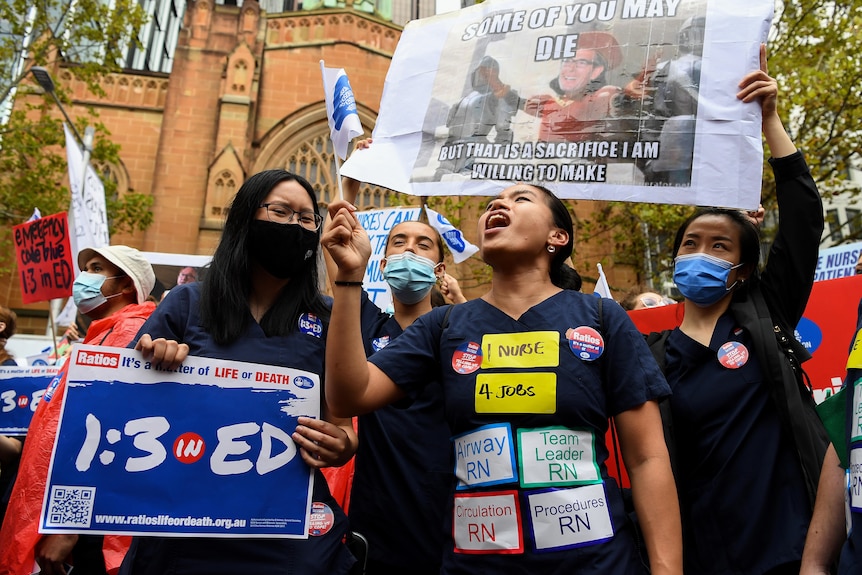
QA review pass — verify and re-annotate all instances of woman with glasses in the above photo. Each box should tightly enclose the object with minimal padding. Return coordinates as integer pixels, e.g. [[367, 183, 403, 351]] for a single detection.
[[120, 169, 358, 575]]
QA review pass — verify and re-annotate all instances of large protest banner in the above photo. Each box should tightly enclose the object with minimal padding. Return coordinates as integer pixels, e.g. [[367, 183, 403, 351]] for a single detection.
[[356, 206, 422, 311], [41, 345, 320, 538], [343, 0, 772, 209], [13, 212, 74, 304], [0, 366, 62, 434]]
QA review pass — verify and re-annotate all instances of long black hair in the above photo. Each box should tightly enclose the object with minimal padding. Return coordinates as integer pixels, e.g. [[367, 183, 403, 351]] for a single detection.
[[672, 207, 762, 286], [532, 184, 576, 288], [200, 169, 329, 345]]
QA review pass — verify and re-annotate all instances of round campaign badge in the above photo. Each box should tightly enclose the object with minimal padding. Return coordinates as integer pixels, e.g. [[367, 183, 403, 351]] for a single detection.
[[371, 335, 390, 352], [717, 341, 749, 369], [308, 501, 335, 537], [298, 313, 324, 338], [452, 341, 482, 374], [566, 326, 605, 361]]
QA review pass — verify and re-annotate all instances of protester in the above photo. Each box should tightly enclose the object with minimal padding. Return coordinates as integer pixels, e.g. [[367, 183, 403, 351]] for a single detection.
[[0, 245, 157, 575], [119, 169, 358, 575], [323, 172, 455, 575], [647, 48, 828, 574], [621, 288, 676, 311], [323, 182, 682, 573], [0, 306, 17, 367], [799, 291, 862, 574]]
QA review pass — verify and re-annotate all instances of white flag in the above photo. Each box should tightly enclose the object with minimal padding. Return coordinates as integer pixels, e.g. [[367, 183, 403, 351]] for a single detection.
[[593, 263, 613, 300], [64, 123, 109, 257], [320, 63, 363, 160], [424, 205, 479, 264], [61, 124, 110, 327]]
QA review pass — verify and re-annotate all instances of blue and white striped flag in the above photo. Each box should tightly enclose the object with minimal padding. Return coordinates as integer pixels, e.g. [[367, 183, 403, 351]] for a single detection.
[[424, 205, 479, 264], [320, 62, 364, 160]]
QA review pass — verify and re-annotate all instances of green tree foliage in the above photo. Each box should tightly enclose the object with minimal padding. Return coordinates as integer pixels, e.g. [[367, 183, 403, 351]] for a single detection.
[[578, 0, 862, 289], [0, 0, 151, 270]]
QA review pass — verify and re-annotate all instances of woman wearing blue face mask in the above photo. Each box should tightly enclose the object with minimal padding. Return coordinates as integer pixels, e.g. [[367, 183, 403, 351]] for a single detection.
[[647, 47, 828, 575]]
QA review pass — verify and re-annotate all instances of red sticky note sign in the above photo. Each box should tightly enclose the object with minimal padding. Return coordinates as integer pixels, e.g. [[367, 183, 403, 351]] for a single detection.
[[13, 212, 74, 304]]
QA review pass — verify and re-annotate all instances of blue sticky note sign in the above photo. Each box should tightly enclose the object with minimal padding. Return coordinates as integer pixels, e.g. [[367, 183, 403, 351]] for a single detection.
[[42, 345, 319, 538], [0, 366, 62, 434]]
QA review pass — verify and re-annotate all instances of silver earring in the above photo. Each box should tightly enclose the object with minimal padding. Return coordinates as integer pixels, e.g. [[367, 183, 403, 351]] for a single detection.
[[547, 245, 556, 253]]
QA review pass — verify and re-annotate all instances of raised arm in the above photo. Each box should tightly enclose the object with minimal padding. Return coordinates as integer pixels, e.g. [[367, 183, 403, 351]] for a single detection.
[[322, 200, 404, 417]]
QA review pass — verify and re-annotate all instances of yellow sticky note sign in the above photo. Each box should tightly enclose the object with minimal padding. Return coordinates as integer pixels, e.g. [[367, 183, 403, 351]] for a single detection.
[[848, 328, 862, 370], [481, 332, 559, 369], [475, 373, 556, 413]]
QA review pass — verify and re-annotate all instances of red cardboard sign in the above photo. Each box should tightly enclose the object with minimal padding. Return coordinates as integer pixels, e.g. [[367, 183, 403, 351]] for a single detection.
[[13, 212, 74, 304]]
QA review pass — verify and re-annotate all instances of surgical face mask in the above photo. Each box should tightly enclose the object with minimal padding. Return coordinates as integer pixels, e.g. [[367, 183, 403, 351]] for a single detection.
[[73, 272, 123, 314], [673, 253, 744, 307], [382, 252, 440, 305]]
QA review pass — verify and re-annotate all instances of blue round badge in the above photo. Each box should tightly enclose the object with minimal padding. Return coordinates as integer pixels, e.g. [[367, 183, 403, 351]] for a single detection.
[[371, 336, 390, 352], [452, 341, 482, 374], [717, 341, 749, 369], [566, 326, 605, 361], [293, 376, 314, 389], [298, 313, 323, 338], [794, 317, 822, 355]]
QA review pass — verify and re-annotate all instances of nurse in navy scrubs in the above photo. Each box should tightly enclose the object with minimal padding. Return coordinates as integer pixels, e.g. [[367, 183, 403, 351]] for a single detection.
[[322, 184, 682, 573], [121, 170, 358, 575], [651, 48, 827, 574]]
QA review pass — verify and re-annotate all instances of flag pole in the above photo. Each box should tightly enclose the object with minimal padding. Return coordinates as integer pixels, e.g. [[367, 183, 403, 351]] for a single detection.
[[320, 59, 344, 202]]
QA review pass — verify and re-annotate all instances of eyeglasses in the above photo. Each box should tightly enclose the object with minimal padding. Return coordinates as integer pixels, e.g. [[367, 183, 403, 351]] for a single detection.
[[562, 58, 598, 68], [639, 296, 676, 308], [259, 203, 323, 231]]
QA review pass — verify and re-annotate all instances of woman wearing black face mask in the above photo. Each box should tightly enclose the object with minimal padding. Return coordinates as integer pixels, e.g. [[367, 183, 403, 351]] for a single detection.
[[120, 170, 358, 575], [646, 48, 828, 575]]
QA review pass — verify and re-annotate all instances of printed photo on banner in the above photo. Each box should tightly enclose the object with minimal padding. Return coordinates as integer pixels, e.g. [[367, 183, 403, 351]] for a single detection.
[[41, 345, 320, 538], [342, 0, 772, 209], [0, 366, 62, 434]]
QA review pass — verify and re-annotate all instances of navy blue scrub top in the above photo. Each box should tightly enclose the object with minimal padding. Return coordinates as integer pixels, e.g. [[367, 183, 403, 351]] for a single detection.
[[349, 292, 451, 573], [368, 291, 667, 574], [119, 283, 355, 575], [666, 312, 809, 575]]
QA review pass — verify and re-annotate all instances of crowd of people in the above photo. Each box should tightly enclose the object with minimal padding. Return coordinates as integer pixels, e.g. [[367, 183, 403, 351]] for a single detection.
[[0, 47, 858, 575]]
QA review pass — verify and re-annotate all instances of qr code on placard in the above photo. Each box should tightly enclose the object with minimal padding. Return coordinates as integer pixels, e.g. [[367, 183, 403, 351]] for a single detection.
[[45, 485, 95, 528]]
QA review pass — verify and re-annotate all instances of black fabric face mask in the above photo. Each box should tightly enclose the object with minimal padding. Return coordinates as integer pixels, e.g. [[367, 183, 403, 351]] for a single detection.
[[247, 219, 319, 279]]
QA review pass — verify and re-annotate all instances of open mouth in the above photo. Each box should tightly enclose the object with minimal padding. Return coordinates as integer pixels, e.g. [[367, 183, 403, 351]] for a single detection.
[[486, 212, 510, 229]]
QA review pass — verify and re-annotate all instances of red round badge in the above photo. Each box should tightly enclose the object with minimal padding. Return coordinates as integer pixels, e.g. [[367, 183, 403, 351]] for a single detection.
[[717, 341, 749, 369], [452, 341, 482, 375], [308, 501, 335, 536], [566, 326, 605, 361]]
